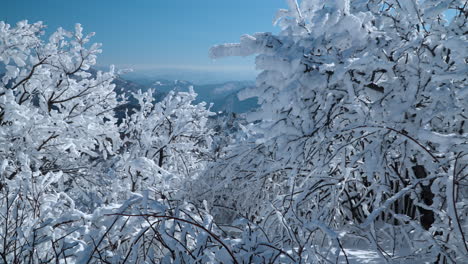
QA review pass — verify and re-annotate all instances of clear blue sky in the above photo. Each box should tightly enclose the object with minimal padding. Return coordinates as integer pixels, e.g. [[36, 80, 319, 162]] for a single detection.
[[2, 0, 285, 76]]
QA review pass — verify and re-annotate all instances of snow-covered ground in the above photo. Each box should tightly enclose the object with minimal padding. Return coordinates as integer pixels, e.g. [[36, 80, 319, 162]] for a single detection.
[[341, 248, 382, 264]]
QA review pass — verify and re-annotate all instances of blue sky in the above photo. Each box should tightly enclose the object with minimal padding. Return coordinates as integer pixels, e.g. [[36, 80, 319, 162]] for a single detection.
[[3, 0, 286, 79]]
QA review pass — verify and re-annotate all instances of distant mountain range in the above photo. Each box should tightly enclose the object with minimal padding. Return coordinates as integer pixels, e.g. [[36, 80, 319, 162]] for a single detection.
[[118, 67, 257, 85], [118, 76, 258, 114]]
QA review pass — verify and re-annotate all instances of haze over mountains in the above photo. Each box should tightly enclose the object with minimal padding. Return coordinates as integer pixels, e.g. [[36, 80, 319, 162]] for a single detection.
[[114, 72, 258, 115], [119, 66, 258, 85]]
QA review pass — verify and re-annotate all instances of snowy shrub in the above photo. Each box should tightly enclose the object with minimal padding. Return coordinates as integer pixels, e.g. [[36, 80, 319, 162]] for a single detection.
[[204, 0, 468, 262], [0, 21, 220, 263], [0, 21, 122, 210], [111, 87, 214, 200]]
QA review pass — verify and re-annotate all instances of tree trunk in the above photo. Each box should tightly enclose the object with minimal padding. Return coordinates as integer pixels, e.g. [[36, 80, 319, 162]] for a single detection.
[[412, 165, 434, 230], [158, 148, 164, 167]]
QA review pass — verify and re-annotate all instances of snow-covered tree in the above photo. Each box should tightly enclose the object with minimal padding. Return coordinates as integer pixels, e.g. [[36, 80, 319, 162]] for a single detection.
[[0, 20, 124, 262], [0, 21, 224, 263], [112, 87, 214, 198], [205, 0, 468, 262], [0, 21, 122, 205]]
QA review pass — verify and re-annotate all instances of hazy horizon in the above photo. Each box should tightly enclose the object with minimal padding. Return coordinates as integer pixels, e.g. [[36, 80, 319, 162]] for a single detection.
[[116, 66, 258, 85]]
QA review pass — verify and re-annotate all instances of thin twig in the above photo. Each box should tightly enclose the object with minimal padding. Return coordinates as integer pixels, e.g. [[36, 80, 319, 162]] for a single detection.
[[107, 213, 239, 264]]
